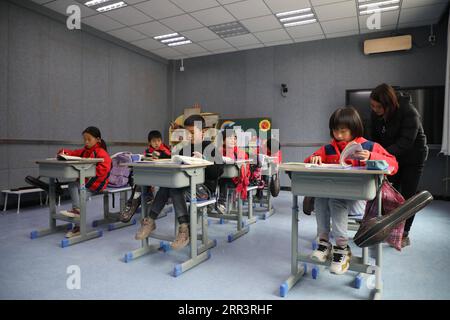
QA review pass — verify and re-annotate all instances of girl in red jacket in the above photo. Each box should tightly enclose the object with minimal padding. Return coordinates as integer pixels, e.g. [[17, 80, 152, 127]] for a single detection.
[[305, 107, 398, 275], [216, 128, 250, 214], [58, 127, 112, 238]]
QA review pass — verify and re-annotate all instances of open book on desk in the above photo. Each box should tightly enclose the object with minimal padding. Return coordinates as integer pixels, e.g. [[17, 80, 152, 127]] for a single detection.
[[306, 141, 364, 169], [138, 155, 213, 166], [57, 154, 83, 161]]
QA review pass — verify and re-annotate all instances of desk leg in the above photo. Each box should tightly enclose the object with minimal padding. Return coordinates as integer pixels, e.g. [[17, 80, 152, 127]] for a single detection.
[[373, 175, 383, 300], [172, 176, 212, 277], [254, 168, 276, 220], [2, 193, 7, 211], [124, 185, 160, 262], [245, 190, 257, 226], [280, 195, 306, 297], [61, 171, 102, 247], [198, 208, 216, 254], [227, 195, 250, 242], [30, 178, 71, 239]]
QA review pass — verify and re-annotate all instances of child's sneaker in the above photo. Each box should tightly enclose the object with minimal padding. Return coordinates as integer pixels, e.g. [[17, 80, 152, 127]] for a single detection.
[[60, 208, 80, 218], [120, 198, 141, 223], [310, 239, 331, 262], [135, 217, 156, 240], [330, 245, 352, 275], [65, 226, 80, 238], [216, 202, 226, 215], [171, 223, 190, 250]]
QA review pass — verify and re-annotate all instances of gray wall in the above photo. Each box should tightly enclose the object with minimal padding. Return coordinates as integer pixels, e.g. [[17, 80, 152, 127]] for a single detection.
[[171, 22, 448, 189], [0, 1, 169, 202]]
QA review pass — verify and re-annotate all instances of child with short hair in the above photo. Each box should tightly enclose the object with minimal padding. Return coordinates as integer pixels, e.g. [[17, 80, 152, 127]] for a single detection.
[[119, 130, 171, 223], [58, 126, 112, 238], [306, 107, 398, 274], [135, 115, 223, 250]]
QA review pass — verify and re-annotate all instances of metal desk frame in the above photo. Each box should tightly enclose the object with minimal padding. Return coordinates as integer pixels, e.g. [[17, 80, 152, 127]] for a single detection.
[[279, 164, 390, 300], [123, 162, 216, 277], [254, 156, 278, 219], [30, 159, 104, 247], [208, 160, 256, 242], [92, 187, 137, 231]]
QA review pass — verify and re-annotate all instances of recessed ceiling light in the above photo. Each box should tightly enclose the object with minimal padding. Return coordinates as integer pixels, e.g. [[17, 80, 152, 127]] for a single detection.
[[84, 0, 110, 7], [96, 1, 127, 12], [154, 33, 179, 40], [279, 13, 315, 23], [358, 0, 400, 9], [161, 36, 186, 43], [154, 33, 192, 47], [276, 8, 311, 17], [359, 5, 399, 15], [284, 19, 317, 28], [276, 8, 317, 28], [168, 40, 192, 47]]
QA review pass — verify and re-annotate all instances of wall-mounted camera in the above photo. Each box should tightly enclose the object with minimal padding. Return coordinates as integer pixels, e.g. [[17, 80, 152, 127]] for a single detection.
[[281, 83, 288, 97]]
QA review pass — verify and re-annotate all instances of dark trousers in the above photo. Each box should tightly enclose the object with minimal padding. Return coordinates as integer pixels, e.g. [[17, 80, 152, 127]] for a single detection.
[[149, 187, 189, 224], [388, 162, 425, 233], [218, 178, 236, 204]]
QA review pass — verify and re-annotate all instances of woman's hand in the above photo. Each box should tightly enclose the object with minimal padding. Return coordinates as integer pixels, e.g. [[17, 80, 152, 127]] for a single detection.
[[354, 150, 371, 161], [310, 155, 322, 165]]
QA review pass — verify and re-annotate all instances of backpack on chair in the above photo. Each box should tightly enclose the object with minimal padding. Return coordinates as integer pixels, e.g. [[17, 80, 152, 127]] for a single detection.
[[108, 152, 133, 188]]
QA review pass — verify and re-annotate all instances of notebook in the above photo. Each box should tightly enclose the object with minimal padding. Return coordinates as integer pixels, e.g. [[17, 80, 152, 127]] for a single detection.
[[57, 154, 83, 161]]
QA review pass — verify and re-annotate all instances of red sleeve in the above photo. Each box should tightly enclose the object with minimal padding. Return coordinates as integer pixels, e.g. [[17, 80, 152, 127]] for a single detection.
[[58, 148, 85, 157], [95, 149, 112, 179], [368, 143, 399, 175], [159, 144, 172, 157], [304, 146, 326, 163]]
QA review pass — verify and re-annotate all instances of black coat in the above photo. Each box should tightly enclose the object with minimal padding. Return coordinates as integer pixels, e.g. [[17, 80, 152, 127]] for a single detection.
[[370, 93, 428, 165]]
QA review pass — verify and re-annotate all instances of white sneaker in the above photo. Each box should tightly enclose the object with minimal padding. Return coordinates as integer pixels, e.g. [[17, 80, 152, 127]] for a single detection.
[[310, 240, 331, 263], [216, 202, 226, 215], [330, 245, 352, 275], [60, 208, 80, 218]]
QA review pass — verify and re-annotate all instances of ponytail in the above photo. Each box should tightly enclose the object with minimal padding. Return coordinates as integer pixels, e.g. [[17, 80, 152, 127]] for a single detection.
[[100, 139, 107, 151], [82, 126, 107, 151]]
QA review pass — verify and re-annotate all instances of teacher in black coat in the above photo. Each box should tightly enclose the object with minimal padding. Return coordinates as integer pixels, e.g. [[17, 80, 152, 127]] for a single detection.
[[369, 83, 428, 248]]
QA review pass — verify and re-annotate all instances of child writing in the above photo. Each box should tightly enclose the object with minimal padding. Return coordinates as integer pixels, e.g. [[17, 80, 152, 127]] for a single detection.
[[58, 126, 112, 238], [119, 130, 171, 223], [305, 107, 398, 275]]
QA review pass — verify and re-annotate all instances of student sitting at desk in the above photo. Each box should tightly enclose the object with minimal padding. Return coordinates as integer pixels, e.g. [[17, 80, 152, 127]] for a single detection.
[[135, 115, 223, 250], [119, 130, 171, 223], [58, 126, 112, 238], [305, 107, 398, 275], [216, 127, 250, 214]]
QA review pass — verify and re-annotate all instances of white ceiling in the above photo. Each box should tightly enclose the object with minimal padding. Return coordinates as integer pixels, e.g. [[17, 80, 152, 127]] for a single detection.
[[33, 0, 449, 60]]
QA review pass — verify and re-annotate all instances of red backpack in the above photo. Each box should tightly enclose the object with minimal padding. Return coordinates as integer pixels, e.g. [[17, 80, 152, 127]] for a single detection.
[[361, 178, 405, 251]]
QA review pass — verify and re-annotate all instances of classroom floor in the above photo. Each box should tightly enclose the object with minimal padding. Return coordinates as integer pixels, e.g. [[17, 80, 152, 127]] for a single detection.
[[0, 191, 449, 300]]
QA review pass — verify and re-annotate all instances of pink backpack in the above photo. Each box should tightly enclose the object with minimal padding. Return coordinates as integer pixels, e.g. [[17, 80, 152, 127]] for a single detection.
[[361, 178, 406, 251]]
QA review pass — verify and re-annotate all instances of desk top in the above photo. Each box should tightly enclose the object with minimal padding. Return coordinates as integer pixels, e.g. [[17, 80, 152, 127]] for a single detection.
[[36, 158, 103, 165], [280, 162, 392, 175], [128, 161, 211, 169]]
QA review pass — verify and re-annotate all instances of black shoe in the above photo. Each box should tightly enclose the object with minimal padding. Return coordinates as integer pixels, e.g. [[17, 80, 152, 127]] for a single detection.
[[119, 197, 141, 223]]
